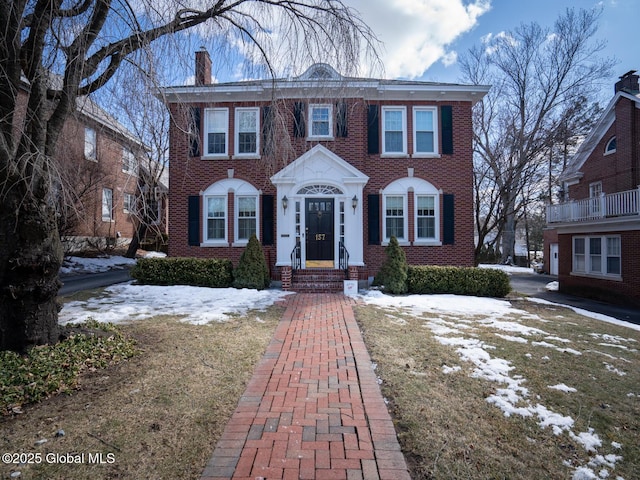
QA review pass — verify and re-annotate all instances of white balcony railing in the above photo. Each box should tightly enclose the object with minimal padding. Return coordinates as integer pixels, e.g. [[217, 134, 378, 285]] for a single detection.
[[546, 187, 640, 223]]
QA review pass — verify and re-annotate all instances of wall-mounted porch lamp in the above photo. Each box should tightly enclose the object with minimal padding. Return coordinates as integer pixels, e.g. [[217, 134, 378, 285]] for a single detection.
[[282, 195, 289, 213], [351, 195, 358, 213]]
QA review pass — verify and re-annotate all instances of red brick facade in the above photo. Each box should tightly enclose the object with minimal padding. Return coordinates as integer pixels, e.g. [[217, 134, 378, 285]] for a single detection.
[[547, 72, 640, 306], [164, 57, 487, 282]]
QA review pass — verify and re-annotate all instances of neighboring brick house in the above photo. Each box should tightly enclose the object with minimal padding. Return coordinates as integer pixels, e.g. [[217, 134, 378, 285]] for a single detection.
[[545, 71, 640, 306], [162, 50, 489, 289]]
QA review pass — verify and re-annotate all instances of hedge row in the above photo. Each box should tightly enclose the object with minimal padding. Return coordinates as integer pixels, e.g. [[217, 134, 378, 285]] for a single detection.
[[407, 265, 511, 297], [130, 257, 233, 287]]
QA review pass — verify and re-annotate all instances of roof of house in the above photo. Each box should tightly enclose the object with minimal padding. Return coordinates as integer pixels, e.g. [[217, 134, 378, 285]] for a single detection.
[[159, 63, 491, 104], [560, 90, 640, 183]]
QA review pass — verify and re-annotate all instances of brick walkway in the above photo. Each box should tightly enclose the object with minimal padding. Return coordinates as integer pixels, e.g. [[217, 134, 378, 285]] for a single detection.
[[201, 293, 411, 480]]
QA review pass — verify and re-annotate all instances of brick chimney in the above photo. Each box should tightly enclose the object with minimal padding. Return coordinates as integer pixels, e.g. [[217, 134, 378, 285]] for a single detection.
[[614, 70, 639, 94], [195, 47, 212, 86]]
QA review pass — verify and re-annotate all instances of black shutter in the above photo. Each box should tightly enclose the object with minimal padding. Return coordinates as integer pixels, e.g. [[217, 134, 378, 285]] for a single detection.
[[294, 102, 306, 137], [261, 195, 274, 246], [188, 195, 200, 246], [262, 106, 273, 155], [368, 194, 380, 245], [441, 105, 453, 155], [189, 107, 201, 157], [443, 194, 454, 245], [336, 101, 348, 137], [367, 105, 379, 154]]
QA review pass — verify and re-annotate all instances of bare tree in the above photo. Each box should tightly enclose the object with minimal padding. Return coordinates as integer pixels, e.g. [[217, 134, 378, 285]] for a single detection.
[[0, 0, 377, 352], [460, 7, 614, 264]]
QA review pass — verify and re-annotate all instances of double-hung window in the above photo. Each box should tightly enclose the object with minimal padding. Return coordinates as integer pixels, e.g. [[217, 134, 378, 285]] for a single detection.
[[204, 108, 229, 157], [382, 107, 407, 155], [206, 196, 226, 242], [235, 108, 259, 156], [413, 107, 438, 156], [122, 147, 136, 174], [85, 127, 97, 161], [123, 193, 135, 214], [309, 104, 332, 138], [237, 196, 257, 241], [573, 235, 621, 276], [102, 188, 113, 221], [416, 195, 436, 240], [385, 195, 405, 240]]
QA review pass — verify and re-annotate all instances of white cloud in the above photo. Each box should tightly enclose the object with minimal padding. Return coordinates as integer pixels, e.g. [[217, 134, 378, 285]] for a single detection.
[[348, 0, 491, 78]]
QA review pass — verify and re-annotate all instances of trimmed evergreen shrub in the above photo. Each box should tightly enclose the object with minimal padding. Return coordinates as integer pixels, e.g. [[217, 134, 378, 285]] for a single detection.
[[131, 257, 233, 287], [232, 234, 271, 290], [373, 236, 408, 294], [407, 266, 510, 297]]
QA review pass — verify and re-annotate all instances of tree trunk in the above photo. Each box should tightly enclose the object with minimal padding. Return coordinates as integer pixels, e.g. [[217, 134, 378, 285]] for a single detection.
[[0, 184, 63, 353]]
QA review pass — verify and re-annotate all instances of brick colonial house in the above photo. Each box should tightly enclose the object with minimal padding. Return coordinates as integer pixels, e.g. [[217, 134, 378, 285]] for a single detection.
[[545, 71, 640, 306], [162, 50, 489, 289]]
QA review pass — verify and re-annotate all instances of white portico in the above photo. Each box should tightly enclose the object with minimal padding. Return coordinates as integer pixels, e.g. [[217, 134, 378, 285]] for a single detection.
[[270, 145, 369, 269]]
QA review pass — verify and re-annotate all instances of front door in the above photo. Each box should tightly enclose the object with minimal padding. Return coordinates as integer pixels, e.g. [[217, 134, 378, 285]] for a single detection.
[[305, 198, 334, 267]]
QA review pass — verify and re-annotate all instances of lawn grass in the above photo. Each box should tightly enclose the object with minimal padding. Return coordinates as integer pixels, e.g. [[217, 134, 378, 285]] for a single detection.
[[354, 297, 639, 480], [0, 306, 283, 480]]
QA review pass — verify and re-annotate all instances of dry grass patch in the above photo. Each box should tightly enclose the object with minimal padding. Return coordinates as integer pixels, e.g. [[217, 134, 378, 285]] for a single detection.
[[0, 306, 283, 479], [355, 297, 639, 480]]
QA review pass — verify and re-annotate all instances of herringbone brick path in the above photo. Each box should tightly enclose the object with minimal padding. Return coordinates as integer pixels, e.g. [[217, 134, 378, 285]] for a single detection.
[[201, 293, 411, 480]]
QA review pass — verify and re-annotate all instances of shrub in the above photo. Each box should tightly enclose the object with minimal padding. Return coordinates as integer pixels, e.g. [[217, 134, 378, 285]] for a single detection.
[[233, 234, 270, 290], [131, 257, 233, 287], [373, 236, 408, 294], [407, 265, 510, 297]]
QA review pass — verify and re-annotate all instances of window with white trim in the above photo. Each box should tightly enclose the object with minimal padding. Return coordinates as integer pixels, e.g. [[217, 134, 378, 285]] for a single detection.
[[573, 235, 621, 276], [85, 127, 97, 161], [122, 147, 137, 174], [416, 195, 436, 239], [589, 182, 602, 216], [237, 196, 257, 240], [235, 108, 259, 156], [604, 136, 616, 154], [102, 188, 113, 221], [382, 107, 407, 155], [204, 108, 229, 156], [309, 104, 332, 138], [384, 195, 405, 240], [206, 196, 226, 241], [413, 107, 438, 155], [123, 193, 135, 214]]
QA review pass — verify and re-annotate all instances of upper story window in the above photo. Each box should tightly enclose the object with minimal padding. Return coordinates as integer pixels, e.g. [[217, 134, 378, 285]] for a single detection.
[[309, 104, 333, 138], [204, 108, 229, 157], [382, 106, 407, 155], [85, 127, 97, 161], [123, 192, 136, 214], [122, 147, 137, 174], [413, 107, 438, 156], [235, 108, 259, 156], [604, 136, 616, 155]]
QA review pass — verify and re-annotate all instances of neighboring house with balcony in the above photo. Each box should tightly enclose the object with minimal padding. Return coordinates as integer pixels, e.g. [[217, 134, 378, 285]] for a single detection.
[[162, 49, 489, 290], [544, 71, 640, 306]]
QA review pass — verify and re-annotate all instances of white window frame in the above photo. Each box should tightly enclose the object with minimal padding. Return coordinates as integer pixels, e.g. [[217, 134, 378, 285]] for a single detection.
[[572, 235, 622, 278], [604, 136, 616, 155], [204, 195, 227, 244], [382, 106, 407, 156], [146, 198, 161, 225], [308, 104, 333, 139], [234, 107, 260, 157], [383, 194, 407, 242], [123, 193, 136, 214], [102, 188, 113, 222], [122, 147, 137, 174], [234, 195, 260, 245], [414, 194, 440, 244], [589, 181, 603, 216], [412, 106, 439, 157], [85, 127, 97, 161], [203, 108, 229, 158]]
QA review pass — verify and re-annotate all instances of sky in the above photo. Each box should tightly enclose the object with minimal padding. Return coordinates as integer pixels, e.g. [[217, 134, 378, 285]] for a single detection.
[[349, 0, 635, 92], [58, 257, 638, 480]]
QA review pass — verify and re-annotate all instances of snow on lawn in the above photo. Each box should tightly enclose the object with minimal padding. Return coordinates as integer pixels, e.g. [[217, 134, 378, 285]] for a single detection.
[[60, 284, 291, 325], [61, 255, 136, 274], [479, 263, 535, 274], [359, 290, 631, 480]]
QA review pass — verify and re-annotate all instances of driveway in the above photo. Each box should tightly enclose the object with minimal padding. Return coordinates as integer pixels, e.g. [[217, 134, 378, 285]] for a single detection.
[[509, 272, 640, 326], [58, 268, 132, 296]]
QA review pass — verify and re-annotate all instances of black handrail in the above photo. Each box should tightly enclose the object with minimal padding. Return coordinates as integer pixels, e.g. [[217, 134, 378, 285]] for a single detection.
[[291, 240, 301, 270], [338, 241, 349, 273]]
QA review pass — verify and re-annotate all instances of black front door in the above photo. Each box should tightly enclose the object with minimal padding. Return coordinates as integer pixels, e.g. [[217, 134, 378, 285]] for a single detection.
[[305, 198, 334, 265]]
